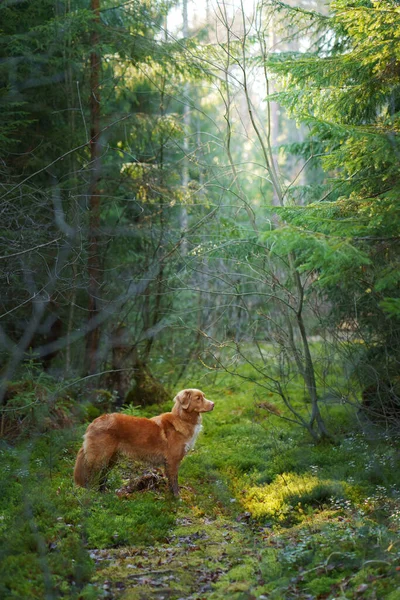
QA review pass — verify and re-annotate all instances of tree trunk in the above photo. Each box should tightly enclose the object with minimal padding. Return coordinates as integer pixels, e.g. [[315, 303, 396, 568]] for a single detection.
[[181, 0, 189, 254], [65, 0, 78, 376], [290, 255, 330, 439], [86, 0, 101, 375]]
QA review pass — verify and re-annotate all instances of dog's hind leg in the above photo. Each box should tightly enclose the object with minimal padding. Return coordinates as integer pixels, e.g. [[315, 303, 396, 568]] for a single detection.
[[98, 453, 118, 492]]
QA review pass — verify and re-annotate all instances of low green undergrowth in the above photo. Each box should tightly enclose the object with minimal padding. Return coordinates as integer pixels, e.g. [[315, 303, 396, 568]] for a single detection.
[[1, 368, 400, 599]]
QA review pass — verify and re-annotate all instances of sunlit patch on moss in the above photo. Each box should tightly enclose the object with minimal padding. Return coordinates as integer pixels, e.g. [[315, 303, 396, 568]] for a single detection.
[[241, 472, 345, 522]]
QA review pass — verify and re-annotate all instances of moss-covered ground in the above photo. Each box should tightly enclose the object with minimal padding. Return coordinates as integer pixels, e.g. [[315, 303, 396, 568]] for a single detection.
[[1, 371, 400, 599]]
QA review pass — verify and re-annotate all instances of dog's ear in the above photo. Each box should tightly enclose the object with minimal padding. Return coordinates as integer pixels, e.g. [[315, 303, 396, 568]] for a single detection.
[[175, 389, 192, 410]]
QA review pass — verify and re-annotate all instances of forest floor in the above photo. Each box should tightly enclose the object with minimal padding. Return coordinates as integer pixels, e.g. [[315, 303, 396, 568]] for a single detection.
[[1, 373, 400, 599]]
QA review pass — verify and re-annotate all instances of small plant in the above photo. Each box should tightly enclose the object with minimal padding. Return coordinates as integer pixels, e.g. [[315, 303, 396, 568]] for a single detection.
[[121, 404, 143, 417]]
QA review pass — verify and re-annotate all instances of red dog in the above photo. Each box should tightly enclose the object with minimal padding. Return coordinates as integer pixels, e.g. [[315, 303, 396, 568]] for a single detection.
[[74, 388, 214, 496]]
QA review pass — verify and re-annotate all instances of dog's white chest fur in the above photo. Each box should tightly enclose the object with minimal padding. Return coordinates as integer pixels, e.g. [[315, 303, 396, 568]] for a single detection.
[[185, 423, 202, 453]]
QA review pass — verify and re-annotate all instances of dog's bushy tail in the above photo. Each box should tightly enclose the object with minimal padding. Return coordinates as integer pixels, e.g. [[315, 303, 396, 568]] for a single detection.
[[74, 446, 89, 487]]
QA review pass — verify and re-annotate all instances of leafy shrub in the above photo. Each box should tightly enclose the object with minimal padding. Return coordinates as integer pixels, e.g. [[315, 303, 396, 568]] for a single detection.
[[1, 376, 75, 439]]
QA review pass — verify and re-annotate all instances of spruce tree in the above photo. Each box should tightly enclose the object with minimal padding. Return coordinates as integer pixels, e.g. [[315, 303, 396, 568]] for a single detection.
[[268, 0, 400, 416]]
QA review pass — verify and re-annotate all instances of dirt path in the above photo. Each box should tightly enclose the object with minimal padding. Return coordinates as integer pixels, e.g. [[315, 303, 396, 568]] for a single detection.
[[91, 504, 265, 599]]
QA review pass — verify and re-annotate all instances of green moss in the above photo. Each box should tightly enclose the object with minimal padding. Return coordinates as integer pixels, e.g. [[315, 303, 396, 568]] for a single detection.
[[2, 367, 400, 599], [306, 574, 341, 596], [84, 494, 175, 548], [215, 560, 256, 586]]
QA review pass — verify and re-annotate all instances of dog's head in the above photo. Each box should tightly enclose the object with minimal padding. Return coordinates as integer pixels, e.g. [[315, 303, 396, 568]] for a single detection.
[[174, 389, 214, 413]]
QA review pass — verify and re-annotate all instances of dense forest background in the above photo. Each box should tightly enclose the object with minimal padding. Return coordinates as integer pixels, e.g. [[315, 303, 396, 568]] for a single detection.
[[1, 0, 400, 598]]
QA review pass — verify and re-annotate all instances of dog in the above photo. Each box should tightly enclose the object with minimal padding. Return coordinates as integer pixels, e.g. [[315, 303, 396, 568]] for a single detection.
[[74, 388, 214, 496]]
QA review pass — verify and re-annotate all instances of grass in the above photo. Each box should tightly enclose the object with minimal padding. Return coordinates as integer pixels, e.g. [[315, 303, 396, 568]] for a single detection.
[[1, 367, 400, 599]]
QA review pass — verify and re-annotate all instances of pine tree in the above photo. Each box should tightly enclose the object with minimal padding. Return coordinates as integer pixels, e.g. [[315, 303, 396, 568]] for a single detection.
[[267, 0, 400, 410]]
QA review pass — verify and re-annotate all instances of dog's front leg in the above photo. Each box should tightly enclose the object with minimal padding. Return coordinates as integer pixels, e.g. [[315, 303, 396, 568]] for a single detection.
[[165, 459, 180, 497]]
